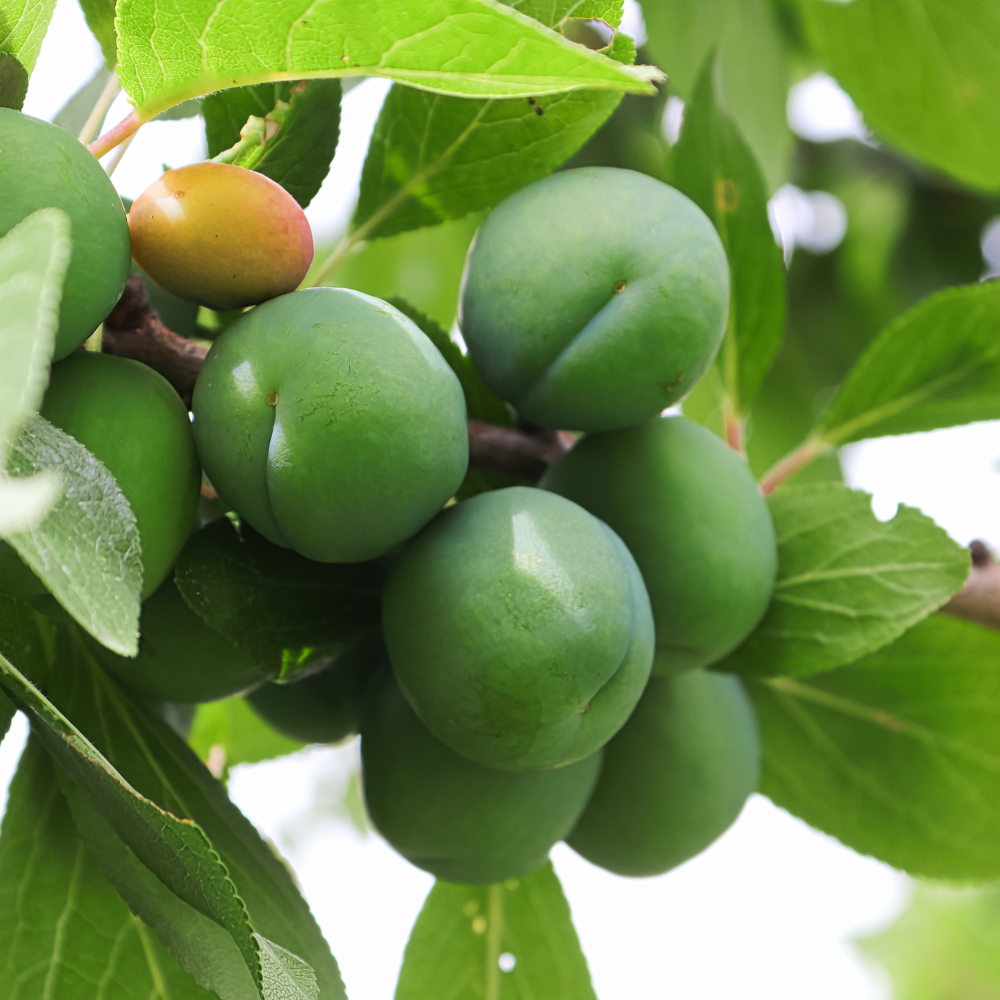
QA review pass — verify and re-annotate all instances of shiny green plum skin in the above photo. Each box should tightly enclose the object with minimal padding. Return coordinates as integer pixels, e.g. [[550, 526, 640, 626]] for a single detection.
[[460, 167, 729, 432], [567, 670, 759, 877], [361, 670, 603, 884], [93, 577, 273, 703], [541, 417, 777, 674], [41, 352, 201, 599], [0, 109, 131, 359], [192, 288, 468, 563], [247, 632, 385, 744], [382, 486, 655, 771]]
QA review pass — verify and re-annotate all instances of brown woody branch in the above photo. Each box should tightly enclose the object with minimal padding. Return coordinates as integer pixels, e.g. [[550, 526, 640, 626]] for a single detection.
[[101, 276, 569, 481]]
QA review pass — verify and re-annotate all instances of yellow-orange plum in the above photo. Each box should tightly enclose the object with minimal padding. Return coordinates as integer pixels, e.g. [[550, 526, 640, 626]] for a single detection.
[[128, 162, 314, 310]]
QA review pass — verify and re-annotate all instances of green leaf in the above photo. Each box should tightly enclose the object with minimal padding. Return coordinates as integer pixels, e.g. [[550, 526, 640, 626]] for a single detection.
[[388, 297, 511, 426], [669, 52, 785, 416], [0, 52, 27, 109], [188, 696, 304, 771], [13, 633, 347, 1000], [0, 689, 12, 742], [115, 0, 661, 120], [5, 416, 142, 657], [353, 1, 629, 242], [0, 209, 71, 462], [78, 0, 116, 69], [509, 1, 621, 26], [642, 0, 790, 191], [174, 518, 382, 681], [815, 281, 1000, 446], [396, 861, 596, 1000], [0, 0, 56, 74], [53, 67, 116, 136], [0, 592, 55, 688], [801, 0, 1000, 192], [0, 648, 268, 995], [210, 79, 341, 208], [858, 883, 1000, 1000], [717, 484, 970, 680], [751, 614, 1000, 881], [0, 733, 216, 999]]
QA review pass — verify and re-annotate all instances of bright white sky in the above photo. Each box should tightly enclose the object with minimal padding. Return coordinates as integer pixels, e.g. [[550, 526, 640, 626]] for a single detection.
[[9, 1, 1000, 997]]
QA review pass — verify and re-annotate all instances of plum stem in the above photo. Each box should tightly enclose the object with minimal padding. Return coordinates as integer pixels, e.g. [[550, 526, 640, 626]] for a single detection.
[[723, 404, 745, 457], [89, 111, 142, 160], [759, 436, 826, 495], [77, 71, 122, 145]]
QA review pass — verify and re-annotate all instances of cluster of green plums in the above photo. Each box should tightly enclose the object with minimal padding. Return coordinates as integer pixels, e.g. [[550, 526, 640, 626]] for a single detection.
[[1, 107, 779, 884]]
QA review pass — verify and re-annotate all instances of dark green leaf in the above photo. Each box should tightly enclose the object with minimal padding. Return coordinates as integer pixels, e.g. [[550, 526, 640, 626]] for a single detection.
[[0, 0, 56, 74], [816, 281, 1000, 445], [388, 297, 511, 426], [204, 83, 284, 156], [77, 0, 116, 69], [0, 690, 12, 742], [642, 0, 790, 190], [0, 52, 27, 110], [116, 0, 660, 121], [206, 80, 341, 208], [353, 84, 623, 242], [717, 484, 969, 679], [396, 861, 596, 1000], [669, 52, 785, 415], [0, 734, 216, 999], [5, 417, 142, 656], [751, 614, 1000, 881], [22, 632, 346, 999], [801, 0, 1000, 192], [173, 518, 382, 680], [53, 67, 115, 136], [0, 592, 55, 688], [188, 696, 304, 771]]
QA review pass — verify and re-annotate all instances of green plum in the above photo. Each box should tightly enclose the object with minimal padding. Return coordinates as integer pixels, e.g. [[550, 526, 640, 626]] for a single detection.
[[567, 670, 760, 878], [460, 166, 729, 432], [41, 352, 200, 599], [247, 632, 385, 744], [361, 669, 603, 885], [93, 577, 273, 703], [0, 109, 131, 359], [191, 288, 468, 563], [382, 486, 654, 771], [541, 417, 777, 674]]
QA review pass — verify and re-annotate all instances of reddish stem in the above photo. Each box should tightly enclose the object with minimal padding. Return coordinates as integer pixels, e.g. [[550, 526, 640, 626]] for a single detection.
[[89, 111, 142, 159], [759, 438, 825, 496]]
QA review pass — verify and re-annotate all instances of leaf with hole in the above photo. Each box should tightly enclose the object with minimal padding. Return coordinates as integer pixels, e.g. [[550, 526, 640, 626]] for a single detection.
[[716, 484, 969, 679]]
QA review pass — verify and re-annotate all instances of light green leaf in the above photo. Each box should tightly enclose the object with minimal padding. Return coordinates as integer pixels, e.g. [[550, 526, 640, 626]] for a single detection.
[[78, 0, 116, 69], [509, 1, 621, 26], [0, 734, 216, 999], [188, 696, 304, 771], [669, 52, 785, 416], [751, 614, 1000, 881], [53, 67, 116, 135], [0, 208, 71, 462], [801, 0, 1000, 192], [5, 416, 142, 657], [352, 0, 627, 242], [29, 636, 346, 999], [815, 281, 1000, 446], [210, 79, 341, 208], [642, 0, 790, 191], [717, 484, 970, 679], [0, 51, 27, 109], [396, 861, 596, 1000], [116, 0, 661, 121], [0, 0, 56, 74]]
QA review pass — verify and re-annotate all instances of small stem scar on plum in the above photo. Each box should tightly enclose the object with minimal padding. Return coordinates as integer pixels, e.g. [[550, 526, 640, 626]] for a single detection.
[[265, 391, 279, 407]]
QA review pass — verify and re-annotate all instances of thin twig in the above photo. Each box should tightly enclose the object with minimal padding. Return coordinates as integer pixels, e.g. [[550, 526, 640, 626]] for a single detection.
[[89, 111, 142, 159], [942, 541, 1000, 632], [77, 71, 122, 145]]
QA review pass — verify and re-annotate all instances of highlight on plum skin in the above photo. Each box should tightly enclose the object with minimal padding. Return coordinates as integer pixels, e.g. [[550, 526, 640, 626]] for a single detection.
[[127, 161, 315, 311]]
